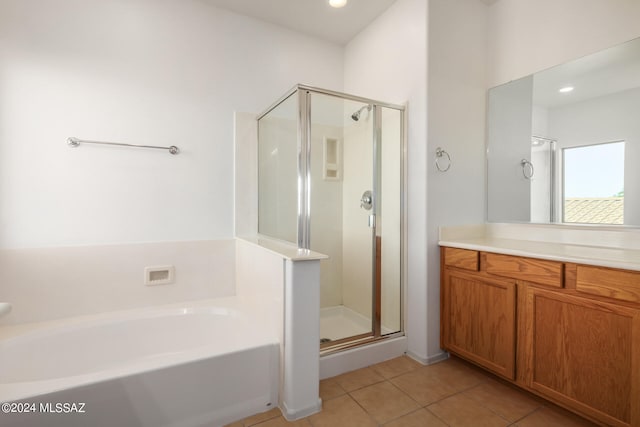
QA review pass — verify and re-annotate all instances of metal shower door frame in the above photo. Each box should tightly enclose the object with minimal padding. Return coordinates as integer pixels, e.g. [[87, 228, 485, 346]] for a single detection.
[[258, 84, 407, 349]]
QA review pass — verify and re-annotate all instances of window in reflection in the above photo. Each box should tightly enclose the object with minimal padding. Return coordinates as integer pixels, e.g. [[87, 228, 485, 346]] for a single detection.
[[563, 141, 625, 224]]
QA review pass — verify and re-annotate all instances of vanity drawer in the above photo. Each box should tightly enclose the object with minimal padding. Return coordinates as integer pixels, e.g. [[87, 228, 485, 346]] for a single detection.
[[443, 247, 479, 271], [576, 265, 640, 304], [483, 253, 563, 288]]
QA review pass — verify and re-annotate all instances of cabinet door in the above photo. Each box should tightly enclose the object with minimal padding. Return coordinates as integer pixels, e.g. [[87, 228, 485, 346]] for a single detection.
[[442, 268, 516, 379], [524, 287, 640, 427]]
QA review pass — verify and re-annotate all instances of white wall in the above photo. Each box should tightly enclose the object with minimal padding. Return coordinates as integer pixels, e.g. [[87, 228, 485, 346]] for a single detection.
[[0, 239, 236, 325], [347, 0, 640, 362], [532, 105, 549, 137], [0, 0, 343, 249], [344, 0, 428, 361], [235, 239, 285, 402], [487, 0, 640, 87], [0, 0, 345, 328], [426, 0, 488, 361], [234, 112, 258, 238]]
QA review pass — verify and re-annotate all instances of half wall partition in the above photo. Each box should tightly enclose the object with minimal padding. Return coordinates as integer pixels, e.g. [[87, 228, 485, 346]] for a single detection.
[[258, 85, 406, 353]]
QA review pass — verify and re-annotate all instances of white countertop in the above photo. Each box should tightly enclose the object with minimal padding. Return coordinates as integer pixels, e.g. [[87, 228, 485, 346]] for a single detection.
[[439, 224, 640, 272], [237, 236, 329, 261]]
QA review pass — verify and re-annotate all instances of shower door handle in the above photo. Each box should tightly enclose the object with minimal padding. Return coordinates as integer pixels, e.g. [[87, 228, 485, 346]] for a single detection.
[[360, 190, 373, 210]]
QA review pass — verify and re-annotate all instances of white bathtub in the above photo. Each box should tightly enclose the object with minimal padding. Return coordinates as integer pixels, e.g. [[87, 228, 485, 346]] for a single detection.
[[0, 297, 279, 427]]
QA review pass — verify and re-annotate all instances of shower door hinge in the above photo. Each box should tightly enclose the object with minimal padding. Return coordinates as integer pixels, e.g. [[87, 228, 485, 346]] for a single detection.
[[368, 214, 376, 228]]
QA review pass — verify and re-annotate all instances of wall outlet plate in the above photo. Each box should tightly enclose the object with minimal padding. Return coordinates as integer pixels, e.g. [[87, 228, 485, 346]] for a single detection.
[[144, 266, 175, 286]]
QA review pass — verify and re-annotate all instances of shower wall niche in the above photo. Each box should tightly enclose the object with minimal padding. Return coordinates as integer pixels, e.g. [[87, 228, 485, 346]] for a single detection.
[[258, 85, 406, 352]]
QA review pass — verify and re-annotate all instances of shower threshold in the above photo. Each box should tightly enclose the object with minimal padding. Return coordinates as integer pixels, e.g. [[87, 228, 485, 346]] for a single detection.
[[319, 305, 397, 355], [320, 305, 370, 341]]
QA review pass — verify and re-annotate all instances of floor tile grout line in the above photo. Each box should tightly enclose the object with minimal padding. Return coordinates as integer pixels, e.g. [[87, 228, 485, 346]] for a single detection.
[[538, 402, 599, 426], [378, 407, 422, 426], [456, 382, 538, 425], [332, 356, 424, 378], [511, 406, 545, 425], [321, 364, 431, 426], [319, 392, 347, 402], [383, 378, 424, 407], [422, 384, 513, 427], [383, 406, 454, 427], [344, 386, 386, 426], [243, 410, 281, 427], [450, 360, 600, 425], [372, 365, 423, 381], [350, 379, 426, 425], [422, 405, 453, 427], [340, 377, 386, 394], [417, 378, 488, 408], [319, 377, 348, 402], [333, 361, 423, 388], [460, 374, 594, 426], [246, 357, 597, 427]]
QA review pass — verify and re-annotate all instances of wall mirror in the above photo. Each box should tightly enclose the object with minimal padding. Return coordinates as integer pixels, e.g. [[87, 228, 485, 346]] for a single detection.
[[487, 36, 640, 226]]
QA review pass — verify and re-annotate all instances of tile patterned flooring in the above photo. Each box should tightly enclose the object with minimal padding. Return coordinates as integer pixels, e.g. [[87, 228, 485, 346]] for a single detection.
[[225, 356, 599, 427]]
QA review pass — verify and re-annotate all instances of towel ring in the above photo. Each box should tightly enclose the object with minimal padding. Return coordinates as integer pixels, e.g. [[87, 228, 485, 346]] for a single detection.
[[435, 147, 451, 172], [521, 159, 534, 179]]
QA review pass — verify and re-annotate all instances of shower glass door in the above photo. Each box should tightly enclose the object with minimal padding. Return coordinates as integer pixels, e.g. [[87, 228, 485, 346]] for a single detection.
[[309, 92, 376, 345], [257, 85, 404, 353], [530, 137, 556, 223]]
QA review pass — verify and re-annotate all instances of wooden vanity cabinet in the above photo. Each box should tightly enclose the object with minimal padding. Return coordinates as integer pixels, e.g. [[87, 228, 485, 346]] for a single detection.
[[441, 247, 517, 380], [523, 285, 640, 427], [440, 247, 640, 427]]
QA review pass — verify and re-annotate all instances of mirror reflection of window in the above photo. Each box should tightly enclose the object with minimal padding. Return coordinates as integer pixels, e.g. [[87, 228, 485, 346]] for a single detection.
[[562, 141, 625, 225]]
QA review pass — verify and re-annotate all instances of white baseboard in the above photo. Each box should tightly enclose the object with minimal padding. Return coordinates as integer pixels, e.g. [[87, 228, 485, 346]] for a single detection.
[[406, 350, 449, 365], [280, 398, 322, 421]]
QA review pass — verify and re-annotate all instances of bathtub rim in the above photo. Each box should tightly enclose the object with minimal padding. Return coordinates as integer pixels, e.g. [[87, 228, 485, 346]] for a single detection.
[[0, 296, 279, 403], [0, 296, 264, 340]]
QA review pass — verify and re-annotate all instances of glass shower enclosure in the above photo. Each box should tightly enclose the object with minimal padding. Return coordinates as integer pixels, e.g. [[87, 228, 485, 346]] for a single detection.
[[258, 85, 405, 353]]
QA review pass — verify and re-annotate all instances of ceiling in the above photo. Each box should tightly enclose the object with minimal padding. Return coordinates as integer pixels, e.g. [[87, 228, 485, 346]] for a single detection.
[[533, 37, 640, 108], [202, 0, 398, 45]]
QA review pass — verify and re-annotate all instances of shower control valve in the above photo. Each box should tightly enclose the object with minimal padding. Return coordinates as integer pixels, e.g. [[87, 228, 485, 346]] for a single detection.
[[360, 190, 373, 210]]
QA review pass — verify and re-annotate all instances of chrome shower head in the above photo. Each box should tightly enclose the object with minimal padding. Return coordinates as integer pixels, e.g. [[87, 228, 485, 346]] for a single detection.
[[351, 104, 372, 121]]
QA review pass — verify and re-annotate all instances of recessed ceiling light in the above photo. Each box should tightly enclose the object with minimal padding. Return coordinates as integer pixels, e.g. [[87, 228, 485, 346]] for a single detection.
[[559, 86, 574, 93], [329, 0, 347, 8]]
